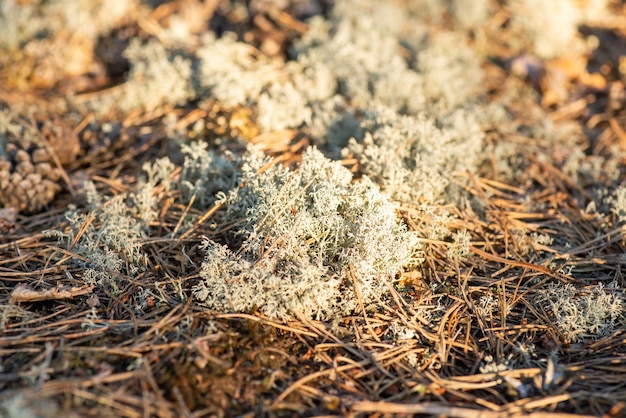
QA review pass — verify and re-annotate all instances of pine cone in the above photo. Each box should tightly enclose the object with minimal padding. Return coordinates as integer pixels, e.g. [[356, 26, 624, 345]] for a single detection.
[[0, 110, 77, 213]]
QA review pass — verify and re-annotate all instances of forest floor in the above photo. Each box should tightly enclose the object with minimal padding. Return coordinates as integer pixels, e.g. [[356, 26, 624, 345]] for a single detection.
[[2, 0, 626, 417]]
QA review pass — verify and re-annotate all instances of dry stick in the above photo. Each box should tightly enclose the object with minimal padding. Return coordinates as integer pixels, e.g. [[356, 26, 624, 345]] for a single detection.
[[68, 206, 98, 251], [89, 175, 130, 193], [466, 170, 510, 256], [177, 200, 224, 242], [349, 400, 595, 418], [350, 344, 420, 381], [22, 370, 140, 398], [104, 389, 176, 416], [141, 360, 170, 415], [555, 225, 624, 258], [610, 117, 626, 145], [172, 108, 207, 131], [502, 392, 587, 415], [435, 297, 467, 366], [478, 177, 526, 195], [296, 332, 406, 400], [0, 232, 48, 252], [189, 338, 231, 369], [0, 266, 69, 279], [128, 303, 187, 344], [271, 313, 385, 403], [470, 246, 581, 284], [70, 388, 141, 418], [293, 312, 365, 359], [273, 360, 370, 404], [9, 283, 93, 303], [331, 354, 376, 397], [456, 264, 477, 355], [249, 129, 297, 150], [3, 307, 69, 329], [452, 368, 543, 384], [348, 264, 381, 343], [528, 154, 593, 201], [212, 313, 318, 338], [49, 246, 92, 271], [171, 386, 193, 418], [497, 276, 509, 355], [171, 193, 196, 238]]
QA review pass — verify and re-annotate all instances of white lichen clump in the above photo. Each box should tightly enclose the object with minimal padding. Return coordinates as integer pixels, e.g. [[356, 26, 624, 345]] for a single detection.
[[346, 106, 483, 204], [46, 160, 173, 291], [534, 282, 624, 343], [609, 185, 626, 224], [508, 0, 584, 59], [193, 147, 421, 320], [0, 0, 133, 49], [84, 38, 196, 116], [178, 141, 239, 207]]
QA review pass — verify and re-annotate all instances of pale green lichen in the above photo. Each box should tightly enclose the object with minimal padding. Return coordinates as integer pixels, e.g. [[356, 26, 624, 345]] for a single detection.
[[193, 147, 421, 320], [534, 282, 625, 343]]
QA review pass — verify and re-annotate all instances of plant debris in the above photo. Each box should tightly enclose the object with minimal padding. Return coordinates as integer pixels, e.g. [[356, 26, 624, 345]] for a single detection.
[[1, 0, 626, 416]]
